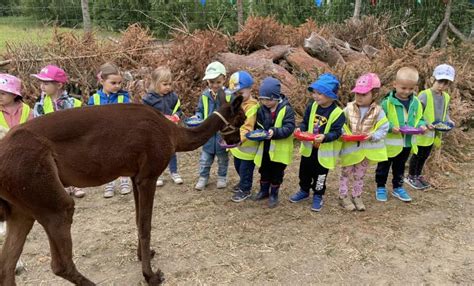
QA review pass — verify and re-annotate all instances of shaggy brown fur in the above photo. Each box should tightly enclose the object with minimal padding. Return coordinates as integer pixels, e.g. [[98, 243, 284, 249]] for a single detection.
[[0, 94, 245, 286]]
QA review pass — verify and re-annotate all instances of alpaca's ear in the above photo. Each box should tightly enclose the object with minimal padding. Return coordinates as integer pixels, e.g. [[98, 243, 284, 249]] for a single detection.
[[231, 95, 243, 115]]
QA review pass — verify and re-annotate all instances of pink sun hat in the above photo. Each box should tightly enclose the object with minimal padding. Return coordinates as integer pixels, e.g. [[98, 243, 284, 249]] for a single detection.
[[0, 74, 22, 97], [31, 65, 68, 83], [351, 73, 381, 94]]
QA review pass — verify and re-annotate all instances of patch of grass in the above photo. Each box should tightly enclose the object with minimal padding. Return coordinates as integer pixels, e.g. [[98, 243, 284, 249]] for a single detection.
[[0, 16, 118, 52]]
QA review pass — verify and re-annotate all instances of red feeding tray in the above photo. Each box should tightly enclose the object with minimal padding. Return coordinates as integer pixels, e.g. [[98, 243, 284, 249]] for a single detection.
[[399, 126, 424, 135], [218, 139, 240, 148], [341, 134, 368, 142], [165, 115, 180, 123], [294, 130, 318, 142]]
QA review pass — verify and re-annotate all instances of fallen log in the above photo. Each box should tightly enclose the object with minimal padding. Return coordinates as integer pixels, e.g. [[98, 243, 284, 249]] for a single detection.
[[284, 47, 330, 78], [304, 32, 346, 67]]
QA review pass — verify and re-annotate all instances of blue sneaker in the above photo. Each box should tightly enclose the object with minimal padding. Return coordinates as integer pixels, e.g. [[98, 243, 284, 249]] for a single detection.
[[311, 194, 323, 212], [392, 187, 412, 202], [289, 190, 310, 203], [376, 187, 388, 202]]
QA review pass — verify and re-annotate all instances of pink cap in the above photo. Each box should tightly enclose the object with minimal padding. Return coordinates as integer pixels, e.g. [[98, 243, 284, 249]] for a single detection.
[[31, 65, 68, 83], [351, 73, 381, 94], [0, 74, 22, 97]]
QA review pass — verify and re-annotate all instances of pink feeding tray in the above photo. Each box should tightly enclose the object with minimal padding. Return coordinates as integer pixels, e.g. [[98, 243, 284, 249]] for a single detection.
[[218, 139, 240, 148], [165, 115, 180, 123]]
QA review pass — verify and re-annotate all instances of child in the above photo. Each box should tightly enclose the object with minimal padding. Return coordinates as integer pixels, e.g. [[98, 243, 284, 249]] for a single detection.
[[407, 64, 456, 190], [0, 73, 32, 274], [142, 66, 184, 187], [375, 67, 426, 202], [253, 77, 295, 208], [0, 74, 33, 129], [193, 61, 231, 191], [227, 71, 259, 203], [289, 73, 345, 212], [89, 62, 131, 198], [338, 73, 389, 211], [31, 65, 85, 198], [31, 65, 82, 116]]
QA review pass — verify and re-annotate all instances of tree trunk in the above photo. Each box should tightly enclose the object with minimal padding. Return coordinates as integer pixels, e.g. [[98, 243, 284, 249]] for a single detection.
[[440, 0, 452, 48], [303, 32, 346, 67], [353, 0, 362, 20], [237, 0, 244, 31], [284, 47, 330, 78], [81, 0, 92, 33]]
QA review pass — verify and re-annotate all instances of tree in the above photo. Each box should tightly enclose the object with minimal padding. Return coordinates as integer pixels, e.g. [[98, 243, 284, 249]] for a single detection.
[[81, 0, 92, 32], [353, 0, 362, 20]]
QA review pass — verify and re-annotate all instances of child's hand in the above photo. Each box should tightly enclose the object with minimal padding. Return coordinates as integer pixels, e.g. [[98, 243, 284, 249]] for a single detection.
[[420, 125, 427, 133], [266, 129, 274, 139], [448, 120, 455, 127], [427, 124, 435, 130], [364, 134, 372, 141], [392, 127, 400, 134], [314, 134, 325, 143], [295, 128, 301, 133]]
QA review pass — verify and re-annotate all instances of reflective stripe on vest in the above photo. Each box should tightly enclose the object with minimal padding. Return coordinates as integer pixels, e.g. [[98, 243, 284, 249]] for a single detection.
[[339, 117, 388, 167], [385, 99, 421, 157], [92, 93, 124, 105], [172, 98, 181, 114], [254, 106, 294, 167], [417, 89, 450, 148], [0, 103, 30, 130], [44, 95, 82, 114], [202, 93, 231, 120], [230, 104, 259, 161], [299, 102, 343, 170]]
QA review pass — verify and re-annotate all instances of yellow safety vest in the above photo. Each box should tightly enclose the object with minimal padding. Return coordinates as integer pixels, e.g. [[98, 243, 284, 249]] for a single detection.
[[230, 104, 259, 160], [417, 89, 450, 148], [44, 95, 82, 114], [300, 102, 343, 170], [92, 93, 124, 105], [339, 117, 389, 167], [254, 106, 294, 167], [202, 93, 231, 119], [0, 103, 31, 130], [172, 98, 181, 114], [385, 100, 422, 157]]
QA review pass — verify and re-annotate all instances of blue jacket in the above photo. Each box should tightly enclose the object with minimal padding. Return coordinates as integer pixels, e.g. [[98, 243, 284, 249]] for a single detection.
[[194, 88, 232, 155], [142, 91, 183, 117], [87, 89, 130, 105], [255, 95, 295, 152], [300, 101, 345, 143]]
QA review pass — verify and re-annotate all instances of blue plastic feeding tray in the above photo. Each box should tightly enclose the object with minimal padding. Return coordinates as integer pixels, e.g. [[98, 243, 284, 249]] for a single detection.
[[185, 117, 204, 127], [432, 121, 454, 132], [245, 129, 270, 141]]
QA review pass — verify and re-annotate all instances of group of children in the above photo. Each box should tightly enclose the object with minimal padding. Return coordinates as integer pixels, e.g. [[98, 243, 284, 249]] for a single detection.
[[0, 61, 456, 212]]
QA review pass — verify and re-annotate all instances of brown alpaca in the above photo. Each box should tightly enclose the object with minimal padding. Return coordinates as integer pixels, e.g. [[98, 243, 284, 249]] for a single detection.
[[0, 93, 245, 286]]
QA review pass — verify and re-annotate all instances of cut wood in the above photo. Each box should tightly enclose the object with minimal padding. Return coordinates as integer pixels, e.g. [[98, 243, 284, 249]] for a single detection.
[[284, 47, 330, 78], [303, 32, 345, 67], [249, 45, 291, 61]]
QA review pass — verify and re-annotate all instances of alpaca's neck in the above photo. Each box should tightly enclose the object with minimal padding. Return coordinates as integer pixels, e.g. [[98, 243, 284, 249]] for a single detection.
[[174, 114, 225, 152]]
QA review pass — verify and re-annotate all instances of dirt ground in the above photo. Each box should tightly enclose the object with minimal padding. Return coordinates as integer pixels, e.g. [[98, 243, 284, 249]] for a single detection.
[[2, 142, 473, 285]]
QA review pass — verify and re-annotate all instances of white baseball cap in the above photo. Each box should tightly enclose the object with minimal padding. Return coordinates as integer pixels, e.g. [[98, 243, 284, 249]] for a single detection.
[[433, 64, 455, 82]]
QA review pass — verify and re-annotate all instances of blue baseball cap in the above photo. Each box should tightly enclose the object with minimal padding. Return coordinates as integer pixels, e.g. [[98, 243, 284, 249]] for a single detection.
[[228, 71, 254, 94], [308, 73, 340, 100]]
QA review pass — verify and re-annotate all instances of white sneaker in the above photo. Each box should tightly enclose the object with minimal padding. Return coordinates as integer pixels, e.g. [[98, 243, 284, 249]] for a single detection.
[[170, 173, 183, 184], [194, 177, 208, 191], [103, 189, 114, 198], [217, 176, 227, 189], [15, 258, 25, 274], [0, 221, 6, 235], [156, 176, 164, 187], [119, 185, 131, 195]]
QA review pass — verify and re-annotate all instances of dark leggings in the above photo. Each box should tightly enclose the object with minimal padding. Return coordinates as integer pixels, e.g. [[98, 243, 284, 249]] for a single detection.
[[408, 145, 433, 176]]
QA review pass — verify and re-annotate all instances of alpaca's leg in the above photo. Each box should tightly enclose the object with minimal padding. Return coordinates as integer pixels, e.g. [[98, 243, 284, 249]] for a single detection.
[[0, 206, 34, 286], [132, 176, 156, 262], [40, 207, 95, 286], [137, 177, 164, 285]]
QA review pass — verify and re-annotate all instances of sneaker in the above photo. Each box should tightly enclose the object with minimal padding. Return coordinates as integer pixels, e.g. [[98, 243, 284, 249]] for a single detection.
[[71, 187, 86, 198], [232, 183, 240, 193], [231, 190, 251, 203], [311, 194, 324, 212], [404, 175, 424, 190], [156, 176, 164, 187], [417, 175, 431, 189], [376, 187, 388, 202], [120, 185, 131, 195], [195, 177, 208, 191], [170, 173, 183, 185], [216, 176, 227, 189], [289, 190, 310, 203], [103, 189, 114, 198], [15, 258, 25, 274], [392, 187, 412, 202], [352, 196, 366, 211], [339, 196, 356, 211], [0, 221, 5, 235]]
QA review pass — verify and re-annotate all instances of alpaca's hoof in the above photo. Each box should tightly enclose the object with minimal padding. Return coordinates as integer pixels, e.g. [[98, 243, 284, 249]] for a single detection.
[[145, 269, 165, 285]]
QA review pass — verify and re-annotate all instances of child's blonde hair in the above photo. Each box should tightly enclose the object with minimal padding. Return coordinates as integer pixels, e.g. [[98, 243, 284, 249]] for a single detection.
[[396, 67, 419, 82], [148, 66, 172, 93], [98, 62, 121, 81]]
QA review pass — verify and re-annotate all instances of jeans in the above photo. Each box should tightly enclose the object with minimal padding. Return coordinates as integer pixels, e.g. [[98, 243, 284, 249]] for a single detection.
[[199, 150, 229, 178], [234, 158, 255, 193], [168, 153, 178, 174]]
